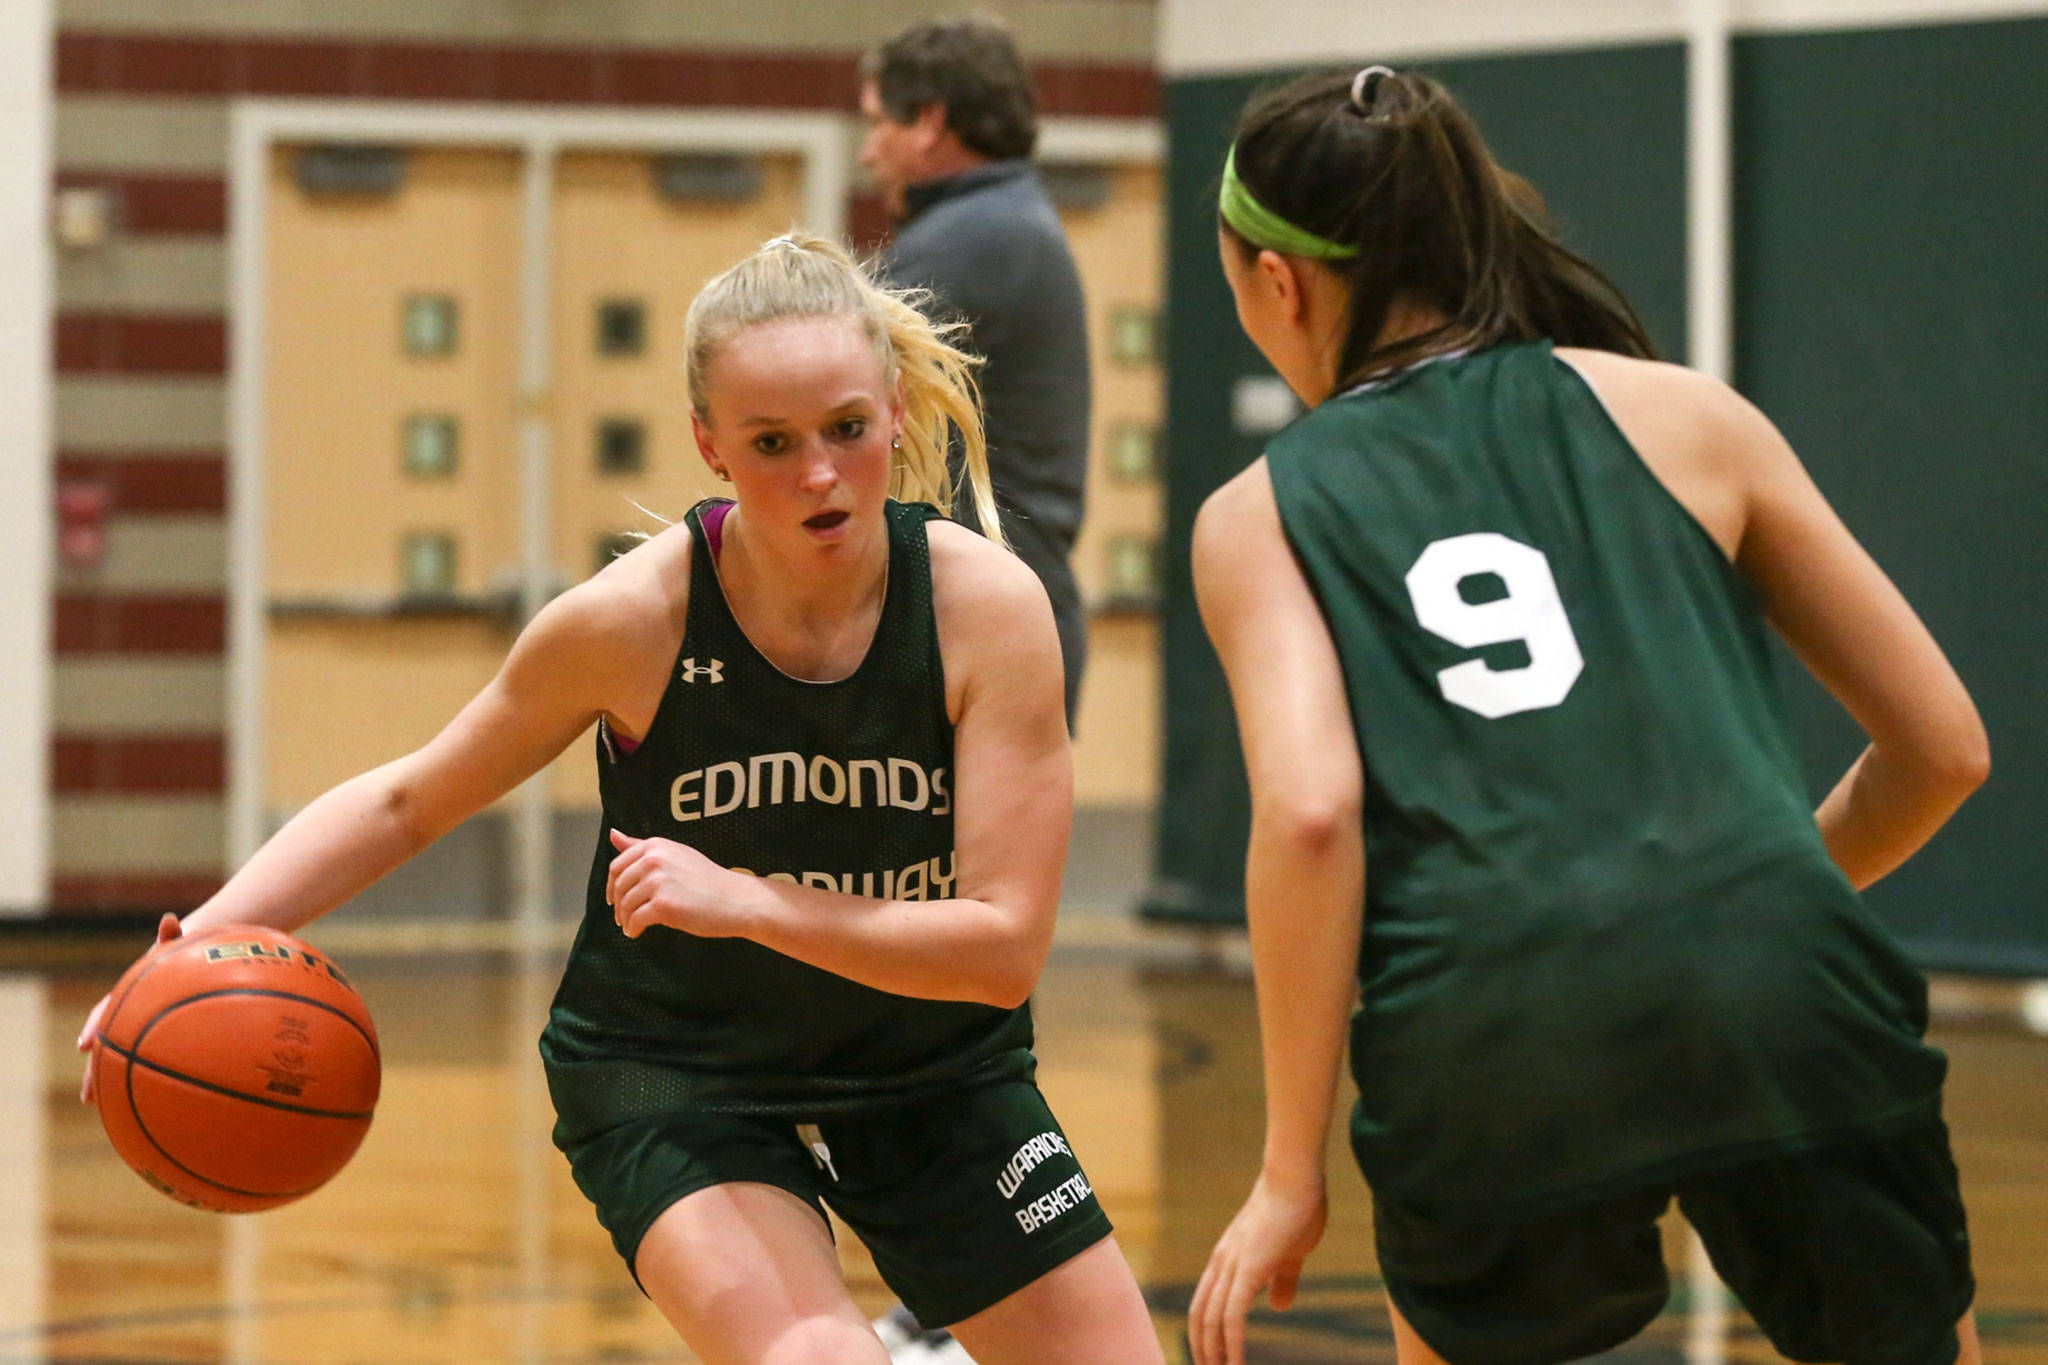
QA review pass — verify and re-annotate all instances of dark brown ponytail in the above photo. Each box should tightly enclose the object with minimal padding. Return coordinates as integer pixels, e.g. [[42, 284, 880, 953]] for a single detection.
[[1225, 69, 1659, 387]]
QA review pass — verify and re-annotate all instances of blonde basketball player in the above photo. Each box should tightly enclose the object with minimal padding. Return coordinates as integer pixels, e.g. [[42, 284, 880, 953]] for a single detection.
[[85, 234, 1162, 1365]]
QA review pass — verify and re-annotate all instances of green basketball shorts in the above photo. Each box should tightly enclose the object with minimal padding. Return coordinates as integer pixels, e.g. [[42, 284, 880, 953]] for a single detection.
[[1373, 1119, 1974, 1365], [557, 1078, 1114, 1329]]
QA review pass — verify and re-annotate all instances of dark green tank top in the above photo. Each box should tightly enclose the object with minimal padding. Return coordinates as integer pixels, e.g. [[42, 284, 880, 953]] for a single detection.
[[1264, 341, 1945, 1211], [540, 498, 1034, 1142]]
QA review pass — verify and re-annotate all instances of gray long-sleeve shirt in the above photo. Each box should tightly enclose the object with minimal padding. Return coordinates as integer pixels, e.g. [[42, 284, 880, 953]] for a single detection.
[[881, 160, 1092, 724]]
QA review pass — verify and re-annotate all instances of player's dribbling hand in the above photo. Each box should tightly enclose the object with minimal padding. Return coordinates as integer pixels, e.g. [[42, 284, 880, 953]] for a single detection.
[[78, 912, 183, 1105], [1188, 1168, 1328, 1365], [606, 830, 751, 940]]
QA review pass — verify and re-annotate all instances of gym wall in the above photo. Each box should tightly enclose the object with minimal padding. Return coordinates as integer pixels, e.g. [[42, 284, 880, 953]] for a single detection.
[[1149, 1, 2048, 974], [0, 0, 54, 917], [1734, 16, 2048, 972], [40, 0, 1159, 919]]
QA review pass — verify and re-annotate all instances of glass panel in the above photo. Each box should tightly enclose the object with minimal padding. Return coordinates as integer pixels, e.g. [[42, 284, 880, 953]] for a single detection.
[[1104, 534, 1159, 606], [296, 145, 406, 197], [653, 153, 763, 203], [398, 531, 458, 597], [595, 298, 647, 357], [401, 294, 459, 357], [401, 414, 459, 478], [1109, 305, 1156, 367], [1107, 422, 1157, 482], [595, 417, 647, 476]]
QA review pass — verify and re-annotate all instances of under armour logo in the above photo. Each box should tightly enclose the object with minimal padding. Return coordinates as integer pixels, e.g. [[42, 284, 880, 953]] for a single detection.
[[680, 657, 724, 684]]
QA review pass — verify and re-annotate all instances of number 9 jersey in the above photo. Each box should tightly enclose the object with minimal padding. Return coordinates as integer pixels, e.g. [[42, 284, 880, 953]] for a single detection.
[[1262, 339, 1945, 1216]]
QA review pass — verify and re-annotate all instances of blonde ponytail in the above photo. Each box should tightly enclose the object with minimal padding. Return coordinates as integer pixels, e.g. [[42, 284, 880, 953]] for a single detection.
[[683, 232, 1005, 544]]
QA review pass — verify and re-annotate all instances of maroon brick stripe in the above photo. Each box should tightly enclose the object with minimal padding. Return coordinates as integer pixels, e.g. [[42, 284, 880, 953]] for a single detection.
[[56, 313, 227, 376], [54, 594, 226, 655], [846, 190, 892, 255], [56, 453, 227, 514], [54, 31, 1159, 117], [55, 173, 227, 235], [54, 737, 226, 794], [1034, 62, 1160, 120], [51, 875, 225, 913]]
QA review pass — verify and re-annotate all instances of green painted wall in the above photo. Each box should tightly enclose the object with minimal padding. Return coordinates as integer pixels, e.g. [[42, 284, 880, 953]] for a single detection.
[[1146, 44, 1688, 924], [1733, 18, 2048, 972], [1149, 22, 2046, 974]]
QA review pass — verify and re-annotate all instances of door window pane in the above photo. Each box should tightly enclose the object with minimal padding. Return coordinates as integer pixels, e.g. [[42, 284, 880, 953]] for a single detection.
[[401, 414, 459, 478], [1104, 534, 1159, 606], [401, 294, 459, 356], [596, 298, 647, 356], [399, 531, 458, 596], [1107, 422, 1157, 482], [595, 417, 647, 475], [1109, 305, 1156, 366]]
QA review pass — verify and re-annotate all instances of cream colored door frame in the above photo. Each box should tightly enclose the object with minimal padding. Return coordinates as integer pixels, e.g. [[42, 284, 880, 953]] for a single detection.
[[0, 0, 52, 916], [1039, 116, 1165, 165], [226, 102, 849, 936]]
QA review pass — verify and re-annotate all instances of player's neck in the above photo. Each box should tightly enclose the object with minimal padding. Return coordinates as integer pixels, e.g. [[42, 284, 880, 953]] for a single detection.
[[715, 510, 890, 673], [1376, 299, 1453, 353], [1305, 299, 1456, 403]]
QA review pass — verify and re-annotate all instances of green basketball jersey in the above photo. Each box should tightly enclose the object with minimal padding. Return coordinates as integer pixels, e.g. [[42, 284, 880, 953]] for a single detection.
[[541, 499, 1035, 1144], [1263, 341, 1946, 1212]]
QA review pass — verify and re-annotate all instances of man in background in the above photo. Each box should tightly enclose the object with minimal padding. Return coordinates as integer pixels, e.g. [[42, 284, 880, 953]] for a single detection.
[[860, 17, 1093, 730], [854, 25, 1098, 1361]]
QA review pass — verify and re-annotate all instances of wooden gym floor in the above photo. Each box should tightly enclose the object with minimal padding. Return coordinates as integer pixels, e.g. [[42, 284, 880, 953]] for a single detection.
[[1, 917, 2044, 1364]]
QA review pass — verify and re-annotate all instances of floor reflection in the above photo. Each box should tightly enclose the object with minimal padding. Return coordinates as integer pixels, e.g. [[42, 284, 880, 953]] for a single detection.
[[3, 932, 2044, 1363]]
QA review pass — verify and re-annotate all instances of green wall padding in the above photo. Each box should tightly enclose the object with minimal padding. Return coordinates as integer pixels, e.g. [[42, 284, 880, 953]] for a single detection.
[[1733, 18, 2048, 973], [1149, 22, 2048, 976], [1145, 45, 1688, 924]]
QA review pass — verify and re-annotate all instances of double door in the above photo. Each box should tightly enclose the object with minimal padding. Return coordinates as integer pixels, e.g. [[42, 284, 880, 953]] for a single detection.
[[261, 143, 805, 864]]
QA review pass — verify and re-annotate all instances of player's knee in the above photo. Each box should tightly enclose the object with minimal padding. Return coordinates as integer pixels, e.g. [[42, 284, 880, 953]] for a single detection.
[[759, 1313, 888, 1365]]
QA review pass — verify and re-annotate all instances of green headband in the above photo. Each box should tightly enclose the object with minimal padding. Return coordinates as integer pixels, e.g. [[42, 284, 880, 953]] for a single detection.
[[1219, 146, 1358, 261]]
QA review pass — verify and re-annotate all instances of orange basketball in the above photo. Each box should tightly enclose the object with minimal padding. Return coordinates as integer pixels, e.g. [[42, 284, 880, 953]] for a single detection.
[[92, 925, 381, 1213]]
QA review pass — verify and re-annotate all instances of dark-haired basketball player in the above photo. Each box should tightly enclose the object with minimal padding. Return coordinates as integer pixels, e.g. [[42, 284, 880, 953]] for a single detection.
[[1188, 68, 1986, 1365]]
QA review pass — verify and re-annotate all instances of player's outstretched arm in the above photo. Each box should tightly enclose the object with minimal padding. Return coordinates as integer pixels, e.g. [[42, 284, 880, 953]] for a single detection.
[[606, 525, 1068, 1010], [79, 566, 653, 1102], [1185, 461, 1364, 1365], [1718, 386, 1990, 889], [177, 576, 637, 938]]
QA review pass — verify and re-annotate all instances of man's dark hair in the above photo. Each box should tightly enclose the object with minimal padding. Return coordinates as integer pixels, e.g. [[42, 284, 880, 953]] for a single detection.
[[864, 18, 1039, 161]]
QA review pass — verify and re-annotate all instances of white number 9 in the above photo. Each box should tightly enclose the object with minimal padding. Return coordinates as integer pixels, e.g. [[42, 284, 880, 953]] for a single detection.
[[1404, 532, 1583, 718]]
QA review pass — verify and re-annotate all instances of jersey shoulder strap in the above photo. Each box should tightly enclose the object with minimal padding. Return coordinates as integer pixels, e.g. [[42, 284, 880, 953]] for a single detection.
[[668, 497, 946, 696]]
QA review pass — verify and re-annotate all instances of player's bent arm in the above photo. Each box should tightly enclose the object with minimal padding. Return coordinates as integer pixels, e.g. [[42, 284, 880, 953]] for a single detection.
[[179, 577, 641, 937], [695, 530, 1067, 1009], [1194, 462, 1366, 1191], [1721, 387, 1990, 888]]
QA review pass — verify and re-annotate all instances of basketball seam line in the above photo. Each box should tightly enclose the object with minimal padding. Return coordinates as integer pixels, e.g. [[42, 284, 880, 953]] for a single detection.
[[97, 926, 225, 1051], [111, 1044, 361, 1203], [131, 984, 380, 1057], [98, 1036, 377, 1122]]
